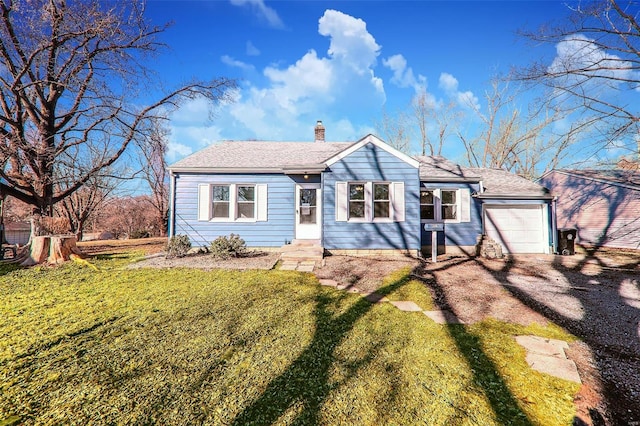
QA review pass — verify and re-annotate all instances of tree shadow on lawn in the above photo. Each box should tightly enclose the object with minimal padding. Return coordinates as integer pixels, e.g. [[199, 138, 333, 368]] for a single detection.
[[232, 260, 535, 426], [412, 258, 535, 426], [474, 250, 640, 426]]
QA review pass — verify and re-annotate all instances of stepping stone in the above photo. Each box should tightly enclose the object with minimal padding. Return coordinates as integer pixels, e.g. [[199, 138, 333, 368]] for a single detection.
[[363, 292, 389, 303], [525, 353, 581, 383], [280, 261, 298, 271], [423, 310, 464, 324], [297, 263, 315, 272], [515, 335, 568, 358], [389, 301, 423, 312], [515, 335, 581, 384], [318, 279, 338, 287]]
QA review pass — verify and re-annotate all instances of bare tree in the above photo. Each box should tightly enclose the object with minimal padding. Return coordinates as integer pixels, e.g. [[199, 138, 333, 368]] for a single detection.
[[458, 79, 587, 179], [135, 117, 169, 236], [0, 0, 235, 218], [375, 108, 412, 153], [516, 0, 640, 158], [412, 92, 460, 156]]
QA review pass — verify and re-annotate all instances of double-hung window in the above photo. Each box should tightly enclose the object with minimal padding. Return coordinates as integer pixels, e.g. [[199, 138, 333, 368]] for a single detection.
[[198, 183, 267, 222], [373, 183, 391, 219], [420, 188, 470, 223], [441, 190, 457, 220], [212, 185, 230, 219], [420, 190, 435, 220], [337, 181, 404, 222], [236, 186, 255, 219], [348, 184, 366, 219]]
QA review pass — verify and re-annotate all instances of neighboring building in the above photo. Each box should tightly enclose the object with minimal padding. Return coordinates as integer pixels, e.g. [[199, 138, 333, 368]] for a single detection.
[[168, 123, 554, 257], [539, 169, 640, 249], [3, 221, 31, 246]]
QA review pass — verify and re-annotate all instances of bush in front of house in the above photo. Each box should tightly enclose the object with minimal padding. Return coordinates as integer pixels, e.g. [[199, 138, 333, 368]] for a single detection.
[[166, 234, 191, 258], [210, 234, 247, 259]]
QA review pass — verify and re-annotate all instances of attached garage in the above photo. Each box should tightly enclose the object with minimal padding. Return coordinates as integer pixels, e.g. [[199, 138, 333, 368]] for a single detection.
[[483, 204, 550, 254]]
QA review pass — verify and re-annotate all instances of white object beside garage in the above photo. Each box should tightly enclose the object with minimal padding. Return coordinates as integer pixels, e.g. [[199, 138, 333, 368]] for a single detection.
[[483, 205, 550, 254]]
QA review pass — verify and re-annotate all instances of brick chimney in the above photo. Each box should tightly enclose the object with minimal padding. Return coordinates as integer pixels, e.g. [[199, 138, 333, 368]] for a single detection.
[[314, 120, 325, 142]]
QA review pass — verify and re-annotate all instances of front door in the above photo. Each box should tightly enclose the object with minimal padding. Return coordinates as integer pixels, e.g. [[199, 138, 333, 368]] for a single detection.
[[295, 184, 321, 240]]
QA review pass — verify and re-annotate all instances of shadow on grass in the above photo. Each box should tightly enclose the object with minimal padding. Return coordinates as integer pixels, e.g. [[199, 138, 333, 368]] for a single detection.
[[233, 261, 535, 425], [413, 260, 534, 426], [231, 272, 411, 425]]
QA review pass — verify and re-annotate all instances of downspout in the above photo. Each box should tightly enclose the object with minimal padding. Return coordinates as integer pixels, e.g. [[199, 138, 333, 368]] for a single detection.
[[168, 171, 177, 238], [551, 196, 558, 254]]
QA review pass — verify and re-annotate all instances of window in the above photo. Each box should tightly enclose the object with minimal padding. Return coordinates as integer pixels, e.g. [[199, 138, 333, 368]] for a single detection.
[[373, 183, 390, 219], [212, 185, 230, 218], [198, 183, 267, 222], [441, 190, 457, 220], [420, 190, 435, 220], [337, 181, 404, 222], [420, 188, 470, 223], [237, 186, 255, 219], [348, 184, 366, 219]]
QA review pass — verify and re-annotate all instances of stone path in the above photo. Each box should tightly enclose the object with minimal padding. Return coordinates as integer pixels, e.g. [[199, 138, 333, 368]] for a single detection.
[[280, 260, 317, 272], [316, 277, 581, 384]]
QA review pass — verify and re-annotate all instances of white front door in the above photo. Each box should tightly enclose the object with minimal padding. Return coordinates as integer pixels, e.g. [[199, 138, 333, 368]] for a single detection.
[[295, 184, 321, 240]]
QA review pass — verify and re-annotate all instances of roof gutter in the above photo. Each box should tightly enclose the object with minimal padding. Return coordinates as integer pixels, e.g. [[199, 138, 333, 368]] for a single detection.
[[474, 193, 554, 200]]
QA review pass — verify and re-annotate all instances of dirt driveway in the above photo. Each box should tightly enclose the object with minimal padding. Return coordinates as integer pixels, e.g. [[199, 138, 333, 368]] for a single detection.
[[316, 250, 640, 426]]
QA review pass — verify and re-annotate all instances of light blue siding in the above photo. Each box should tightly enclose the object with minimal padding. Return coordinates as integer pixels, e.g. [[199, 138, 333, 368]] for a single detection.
[[172, 173, 296, 247], [323, 143, 421, 250], [420, 182, 483, 248]]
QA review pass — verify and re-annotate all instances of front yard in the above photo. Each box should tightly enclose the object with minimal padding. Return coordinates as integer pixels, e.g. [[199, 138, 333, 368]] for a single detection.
[[0, 251, 582, 425]]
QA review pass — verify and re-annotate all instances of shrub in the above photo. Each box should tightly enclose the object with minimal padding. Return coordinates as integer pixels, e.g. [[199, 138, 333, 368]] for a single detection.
[[166, 234, 191, 258], [210, 234, 247, 259], [130, 230, 151, 239]]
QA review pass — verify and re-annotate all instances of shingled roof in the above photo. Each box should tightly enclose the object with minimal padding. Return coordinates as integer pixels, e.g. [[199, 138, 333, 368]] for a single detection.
[[467, 168, 552, 198], [555, 169, 640, 191], [415, 156, 481, 181], [169, 141, 354, 172]]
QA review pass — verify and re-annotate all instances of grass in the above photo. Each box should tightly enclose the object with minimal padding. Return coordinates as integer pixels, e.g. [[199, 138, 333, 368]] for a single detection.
[[0, 253, 580, 425]]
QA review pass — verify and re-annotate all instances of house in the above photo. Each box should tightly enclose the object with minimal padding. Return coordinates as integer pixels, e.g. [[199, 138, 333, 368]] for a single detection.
[[3, 221, 30, 246], [539, 169, 640, 249], [168, 122, 554, 257]]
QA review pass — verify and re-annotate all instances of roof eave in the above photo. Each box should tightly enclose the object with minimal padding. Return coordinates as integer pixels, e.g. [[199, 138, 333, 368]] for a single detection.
[[170, 167, 283, 174], [475, 193, 554, 200]]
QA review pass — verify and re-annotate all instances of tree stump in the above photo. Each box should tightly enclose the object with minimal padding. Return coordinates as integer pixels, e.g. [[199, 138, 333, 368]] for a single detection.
[[21, 235, 85, 266]]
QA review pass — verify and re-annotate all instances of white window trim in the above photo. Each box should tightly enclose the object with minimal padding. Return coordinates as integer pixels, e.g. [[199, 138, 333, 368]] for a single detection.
[[337, 181, 403, 223], [420, 188, 470, 224], [198, 183, 267, 223]]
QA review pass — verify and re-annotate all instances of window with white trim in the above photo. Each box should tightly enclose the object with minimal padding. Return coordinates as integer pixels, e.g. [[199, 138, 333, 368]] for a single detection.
[[336, 181, 404, 222], [198, 183, 267, 222], [420, 188, 471, 223], [348, 183, 366, 219], [441, 190, 457, 220], [373, 183, 390, 219], [212, 185, 230, 219], [236, 186, 255, 219]]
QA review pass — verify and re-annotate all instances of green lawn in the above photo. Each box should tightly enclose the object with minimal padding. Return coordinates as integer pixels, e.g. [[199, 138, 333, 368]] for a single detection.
[[0, 254, 579, 425]]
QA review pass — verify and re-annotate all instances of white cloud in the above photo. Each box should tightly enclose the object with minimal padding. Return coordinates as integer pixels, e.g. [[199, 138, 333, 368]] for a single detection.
[[246, 41, 260, 56], [438, 72, 458, 92], [166, 141, 193, 162], [550, 34, 637, 87], [319, 10, 380, 74], [230, 0, 284, 29], [439, 72, 479, 110], [221, 55, 254, 71], [383, 54, 426, 93], [169, 9, 386, 147]]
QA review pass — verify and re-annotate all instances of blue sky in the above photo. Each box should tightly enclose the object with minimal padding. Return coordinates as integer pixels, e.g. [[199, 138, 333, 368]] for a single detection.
[[144, 1, 576, 163]]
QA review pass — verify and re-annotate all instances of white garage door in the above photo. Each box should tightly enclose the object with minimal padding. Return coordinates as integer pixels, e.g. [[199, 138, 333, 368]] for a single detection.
[[484, 205, 548, 254]]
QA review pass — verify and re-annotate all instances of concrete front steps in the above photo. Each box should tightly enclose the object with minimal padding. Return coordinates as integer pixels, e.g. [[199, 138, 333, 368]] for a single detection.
[[280, 239, 324, 271]]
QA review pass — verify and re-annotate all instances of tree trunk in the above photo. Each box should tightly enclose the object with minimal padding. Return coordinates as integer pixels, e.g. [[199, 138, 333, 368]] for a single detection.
[[21, 235, 85, 266], [21, 236, 51, 266]]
